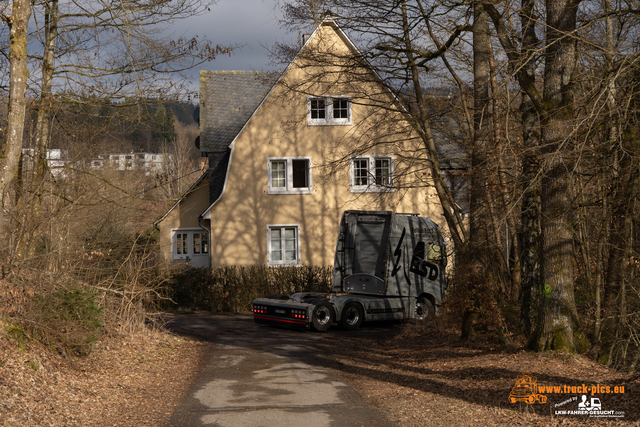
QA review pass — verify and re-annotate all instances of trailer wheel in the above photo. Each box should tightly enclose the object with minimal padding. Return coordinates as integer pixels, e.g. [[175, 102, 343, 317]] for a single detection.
[[311, 300, 335, 332], [415, 297, 435, 322], [340, 303, 364, 331]]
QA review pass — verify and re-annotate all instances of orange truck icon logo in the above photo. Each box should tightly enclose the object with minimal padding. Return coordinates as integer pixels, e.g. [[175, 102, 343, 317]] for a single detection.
[[509, 373, 547, 404]]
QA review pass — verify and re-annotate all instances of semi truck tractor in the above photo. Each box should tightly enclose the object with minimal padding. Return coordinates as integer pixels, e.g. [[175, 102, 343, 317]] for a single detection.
[[252, 210, 448, 331]]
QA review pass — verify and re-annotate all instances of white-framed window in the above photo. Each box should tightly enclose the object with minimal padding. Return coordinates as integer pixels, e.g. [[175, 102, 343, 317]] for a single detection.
[[267, 157, 312, 194], [350, 155, 394, 192], [171, 228, 209, 260], [267, 224, 301, 266], [307, 96, 352, 125]]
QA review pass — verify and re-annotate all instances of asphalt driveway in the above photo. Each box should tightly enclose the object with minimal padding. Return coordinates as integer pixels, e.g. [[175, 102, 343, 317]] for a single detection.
[[166, 314, 396, 427]]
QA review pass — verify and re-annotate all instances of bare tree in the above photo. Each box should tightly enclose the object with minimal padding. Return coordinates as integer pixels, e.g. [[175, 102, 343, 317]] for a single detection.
[[1, 0, 233, 263], [0, 0, 31, 248], [156, 114, 200, 199]]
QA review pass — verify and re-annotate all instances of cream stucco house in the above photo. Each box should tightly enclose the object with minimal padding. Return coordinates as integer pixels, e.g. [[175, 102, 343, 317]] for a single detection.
[[154, 16, 462, 268]]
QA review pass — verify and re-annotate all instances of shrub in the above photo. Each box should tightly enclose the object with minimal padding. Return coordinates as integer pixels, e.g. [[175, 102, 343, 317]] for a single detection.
[[5, 325, 27, 350], [28, 287, 104, 356], [167, 265, 332, 313], [169, 267, 217, 311]]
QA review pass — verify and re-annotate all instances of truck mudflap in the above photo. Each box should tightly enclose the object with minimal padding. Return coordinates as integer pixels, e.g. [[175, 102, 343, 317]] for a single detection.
[[252, 300, 310, 330]]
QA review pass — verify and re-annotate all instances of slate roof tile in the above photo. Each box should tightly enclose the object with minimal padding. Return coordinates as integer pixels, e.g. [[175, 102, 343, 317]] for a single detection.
[[199, 70, 280, 153]]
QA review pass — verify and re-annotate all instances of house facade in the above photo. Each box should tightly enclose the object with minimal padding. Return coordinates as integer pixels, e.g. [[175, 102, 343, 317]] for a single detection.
[[155, 17, 450, 268], [155, 172, 212, 267]]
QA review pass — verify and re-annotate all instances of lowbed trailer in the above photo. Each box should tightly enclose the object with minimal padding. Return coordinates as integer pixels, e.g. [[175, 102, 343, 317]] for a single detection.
[[252, 210, 448, 331]]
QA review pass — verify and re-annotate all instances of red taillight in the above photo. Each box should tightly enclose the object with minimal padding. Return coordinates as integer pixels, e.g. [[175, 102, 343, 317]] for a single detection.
[[253, 306, 267, 314], [291, 310, 307, 320]]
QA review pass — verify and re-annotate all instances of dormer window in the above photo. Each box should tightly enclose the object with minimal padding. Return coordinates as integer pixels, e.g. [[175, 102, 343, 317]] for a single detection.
[[308, 96, 352, 125]]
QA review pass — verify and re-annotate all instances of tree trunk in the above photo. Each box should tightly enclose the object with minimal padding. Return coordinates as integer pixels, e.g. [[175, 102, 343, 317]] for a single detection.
[[461, 0, 492, 340], [33, 0, 59, 196], [594, 175, 609, 341], [0, 0, 32, 254], [516, 0, 542, 337], [529, 0, 581, 352], [22, 0, 60, 258], [399, 0, 467, 249], [488, 42, 517, 293], [599, 149, 639, 363]]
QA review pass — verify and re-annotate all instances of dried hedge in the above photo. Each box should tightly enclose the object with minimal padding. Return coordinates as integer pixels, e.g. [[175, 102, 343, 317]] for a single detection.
[[167, 265, 333, 313]]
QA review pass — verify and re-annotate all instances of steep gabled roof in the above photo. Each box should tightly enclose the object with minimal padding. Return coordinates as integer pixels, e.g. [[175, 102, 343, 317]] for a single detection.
[[198, 17, 468, 221], [200, 18, 357, 220], [199, 70, 280, 153]]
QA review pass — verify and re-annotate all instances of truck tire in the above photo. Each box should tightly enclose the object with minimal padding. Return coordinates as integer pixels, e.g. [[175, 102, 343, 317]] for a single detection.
[[310, 300, 335, 332], [340, 302, 364, 331], [415, 297, 435, 322]]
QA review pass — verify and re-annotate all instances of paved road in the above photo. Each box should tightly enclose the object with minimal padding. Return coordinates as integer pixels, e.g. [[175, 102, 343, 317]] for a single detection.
[[166, 314, 396, 427]]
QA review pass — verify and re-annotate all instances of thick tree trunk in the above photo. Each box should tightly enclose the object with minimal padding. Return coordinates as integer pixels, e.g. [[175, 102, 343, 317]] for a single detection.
[[0, 0, 32, 254], [529, 0, 581, 352]]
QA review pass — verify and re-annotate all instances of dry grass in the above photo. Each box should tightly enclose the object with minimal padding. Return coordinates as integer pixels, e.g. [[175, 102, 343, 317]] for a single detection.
[[0, 321, 208, 426]]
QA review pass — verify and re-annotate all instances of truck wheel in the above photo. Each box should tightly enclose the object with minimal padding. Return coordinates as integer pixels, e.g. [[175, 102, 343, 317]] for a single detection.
[[340, 303, 364, 331], [415, 297, 435, 322], [311, 300, 335, 332]]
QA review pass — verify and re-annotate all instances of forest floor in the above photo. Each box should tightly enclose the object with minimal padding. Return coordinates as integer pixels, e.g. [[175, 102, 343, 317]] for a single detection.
[[318, 322, 638, 426], [0, 315, 637, 426]]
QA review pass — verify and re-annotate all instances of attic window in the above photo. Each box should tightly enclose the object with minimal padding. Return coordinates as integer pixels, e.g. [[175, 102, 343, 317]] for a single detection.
[[310, 99, 326, 119], [333, 99, 349, 119], [308, 96, 351, 125]]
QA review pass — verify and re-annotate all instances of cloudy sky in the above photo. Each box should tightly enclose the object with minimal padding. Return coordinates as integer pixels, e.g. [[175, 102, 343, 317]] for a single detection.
[[178, 0, 298, 89]]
